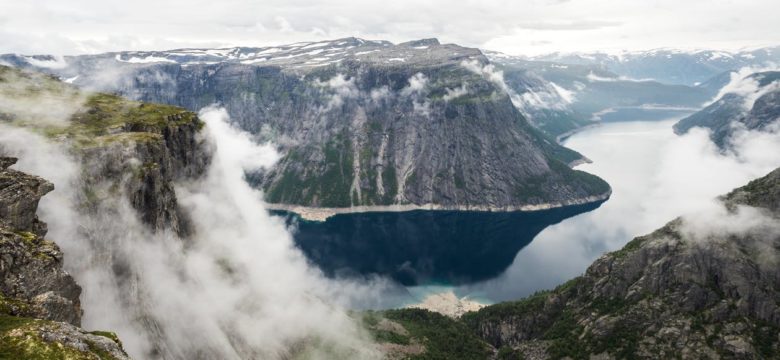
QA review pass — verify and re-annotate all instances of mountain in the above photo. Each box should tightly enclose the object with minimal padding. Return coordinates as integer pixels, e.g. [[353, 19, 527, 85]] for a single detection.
[[0, 157, 130, 359], [531, 47, 780, 86], [674, 71, 780, 148], [368, 166, 780, 359], [1, 38, 610, 214], [485, 51, 713, 128]]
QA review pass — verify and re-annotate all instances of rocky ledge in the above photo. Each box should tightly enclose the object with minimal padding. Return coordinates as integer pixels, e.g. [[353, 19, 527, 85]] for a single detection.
[[0, 157, 129, 359]]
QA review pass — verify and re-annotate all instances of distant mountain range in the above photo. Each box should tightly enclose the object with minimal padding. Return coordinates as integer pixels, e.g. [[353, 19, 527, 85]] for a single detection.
[[527, 47, 780, 86], [485, 50, 718, 134]]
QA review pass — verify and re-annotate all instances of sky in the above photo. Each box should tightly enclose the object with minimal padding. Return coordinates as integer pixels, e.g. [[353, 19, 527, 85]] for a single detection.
[[0, 0, 778, 56]]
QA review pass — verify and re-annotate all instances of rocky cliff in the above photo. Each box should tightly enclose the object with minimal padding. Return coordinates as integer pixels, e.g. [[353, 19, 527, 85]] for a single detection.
[[2, 38, 610, 211], [0, 157, 130, 359], [674, 71, 780, 148], [461, 167, 780, 359], [0, 65, 211, 236], [1, 65, 212, 358]]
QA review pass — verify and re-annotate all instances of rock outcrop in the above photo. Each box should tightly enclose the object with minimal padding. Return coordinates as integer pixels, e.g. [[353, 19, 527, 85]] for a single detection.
[[0, 157, 130, 359], [0, 157, 81, 325]]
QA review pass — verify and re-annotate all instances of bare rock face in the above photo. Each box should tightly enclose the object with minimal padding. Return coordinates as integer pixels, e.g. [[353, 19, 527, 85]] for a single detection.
[[463, 167, 780, 359], [0, 157, 53, 236], [0, 157, 82, 325]]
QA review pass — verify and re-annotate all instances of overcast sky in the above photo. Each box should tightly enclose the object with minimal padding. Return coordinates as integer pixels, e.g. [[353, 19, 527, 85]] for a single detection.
[[1, 0, 778, 56]]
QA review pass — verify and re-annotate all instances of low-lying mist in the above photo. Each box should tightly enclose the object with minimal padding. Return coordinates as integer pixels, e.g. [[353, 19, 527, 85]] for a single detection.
[[455, 118, 780, 302], [0, 106, 390, 359]]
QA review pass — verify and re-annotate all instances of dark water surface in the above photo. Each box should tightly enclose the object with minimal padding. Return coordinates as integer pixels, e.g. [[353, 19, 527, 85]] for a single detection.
[[272, 200, 605, 286]]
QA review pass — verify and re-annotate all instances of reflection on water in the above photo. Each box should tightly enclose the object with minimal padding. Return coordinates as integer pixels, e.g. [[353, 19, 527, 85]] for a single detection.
[[274, 200, 603, 286]]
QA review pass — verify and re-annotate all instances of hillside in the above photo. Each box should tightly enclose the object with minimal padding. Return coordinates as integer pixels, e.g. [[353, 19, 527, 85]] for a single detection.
[[674, 70, 780, 148], [2, 39, 610, 213]]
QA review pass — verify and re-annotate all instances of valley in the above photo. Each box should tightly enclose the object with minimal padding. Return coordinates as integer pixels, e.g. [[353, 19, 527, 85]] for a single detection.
[[0, 21, 779, 359]]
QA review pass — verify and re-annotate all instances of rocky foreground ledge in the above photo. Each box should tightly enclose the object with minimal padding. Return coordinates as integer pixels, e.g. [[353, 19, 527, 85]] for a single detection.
[[0, 157, 130, 359]]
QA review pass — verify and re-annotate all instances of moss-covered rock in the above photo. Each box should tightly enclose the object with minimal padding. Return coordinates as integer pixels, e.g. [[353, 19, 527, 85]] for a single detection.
[[0, 315, 130, 360]]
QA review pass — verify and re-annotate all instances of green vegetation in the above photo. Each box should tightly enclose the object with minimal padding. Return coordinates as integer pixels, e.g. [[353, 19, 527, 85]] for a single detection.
[[752, 321, 780, 358], [55, 93, 200, 147], [0, 295, 32, 317], [462, 290, 550, 326], [546, 157, 611, 195], [496, 346, 525, 360], [0, 315, 124, 360], [265, 134, 355, 207], [0, 66, 202, 148], [382, 309, 491, 360]]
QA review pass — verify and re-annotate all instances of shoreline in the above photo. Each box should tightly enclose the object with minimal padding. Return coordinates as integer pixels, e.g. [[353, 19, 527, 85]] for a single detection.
[[264, 190, 611, 222]]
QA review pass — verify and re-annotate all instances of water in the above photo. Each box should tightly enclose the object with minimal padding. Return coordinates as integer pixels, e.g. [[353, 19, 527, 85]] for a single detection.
[[274, 117, 778, 308], [273, 201, 603, 286]]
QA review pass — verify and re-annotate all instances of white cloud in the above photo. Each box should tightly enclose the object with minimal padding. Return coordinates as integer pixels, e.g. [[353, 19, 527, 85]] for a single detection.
[[316, 73, 360, 111], [400, 72, 428, 97], [442, 84, 469, 102], [0, 107, 391, 359], [710, 66, 780, 109], [458, 119, 780, 301], [369, 85, 391, 102], [1, 0, 777, 56]]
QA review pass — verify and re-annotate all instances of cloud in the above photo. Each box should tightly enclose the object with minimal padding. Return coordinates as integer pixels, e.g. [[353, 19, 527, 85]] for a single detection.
[[457, 119, 780, 302], [369, 85, 391, 102], [315, 73, 360, 111], [710, 66, 780, 109], [400, 72, 428, 97], [585, 72, 654, 83], [0, 68, 87, 127], [461, 60, 510, 93], [442, 84, 469, 102], [0, 105, 390, 358], [398, 73, 431, 116], [513, 20, 622, 31], [549, 82, 575, 104], [0, 0, 778, 56]]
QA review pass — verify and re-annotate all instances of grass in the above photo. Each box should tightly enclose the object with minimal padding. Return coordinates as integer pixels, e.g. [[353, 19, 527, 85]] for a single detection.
[[1, 66, 202, 148], [380, 309, 492, 360], [462, 290, 551, 326]]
